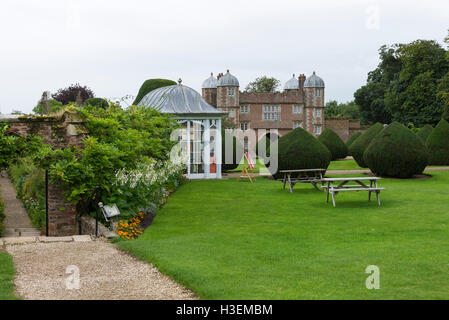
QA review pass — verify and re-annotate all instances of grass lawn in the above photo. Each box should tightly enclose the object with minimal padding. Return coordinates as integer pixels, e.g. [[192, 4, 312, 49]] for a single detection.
[[0, 251, 19, 300], [119, 171, 449, 299], [327, 158, 363, 171]]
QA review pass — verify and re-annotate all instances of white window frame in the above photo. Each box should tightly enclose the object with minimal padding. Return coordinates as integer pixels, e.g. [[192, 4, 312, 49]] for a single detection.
[[293, 105, 302, 114], [315, 108, 322, 118], [314, 125, 322, 135], [315, 88, 322, 97], [240, 105, 249, 114], [227, 87, 235, 96], [240, 122, 249, 131], [263, 105, 280, 121]]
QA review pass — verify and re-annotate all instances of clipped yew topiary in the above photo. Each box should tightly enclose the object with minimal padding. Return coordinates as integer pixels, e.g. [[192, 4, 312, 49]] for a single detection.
[[84, 97, 109, 109], [256, 132, 279, 158], [272, 127, 331, 176], [318, 128, 348, 160], [364, 122, 428, 178], [346, 132, 362, 148], [133, 79, 177, 105], [416, 124, 433, 144], [426, 119, 449, 165], [349, 122, 383, 168]]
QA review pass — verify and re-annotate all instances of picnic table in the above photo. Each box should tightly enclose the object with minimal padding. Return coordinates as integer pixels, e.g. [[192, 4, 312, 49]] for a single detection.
[[321, 177, 385, 207], [279, 169, 326, 192]]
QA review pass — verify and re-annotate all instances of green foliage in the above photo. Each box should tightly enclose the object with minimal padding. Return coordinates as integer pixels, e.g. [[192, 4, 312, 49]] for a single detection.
[[244, 76, 280, 93], [426, 119, 449, 165], [8, 158, 46, 230], [222, 129, 243, 171], [355, 39, 449, 126], [0, 251, 19, 300], [324, 100, 361, 120], [416, 124, 433, 143], [349, 122, 383, 168], [84, 98, 109, 109], [317, 129, 348, 160], [0, 190, 4, 236], [274, 127, 331, 176], [133, 79, 177, 105], [364, 122, 428, 178], [346, 132, 362, 148], [33, 99, 63, 115], [256, 132, 278, 158]]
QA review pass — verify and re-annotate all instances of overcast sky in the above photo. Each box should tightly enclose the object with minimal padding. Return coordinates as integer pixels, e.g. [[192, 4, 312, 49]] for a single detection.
[[0, 0, 448, 114]]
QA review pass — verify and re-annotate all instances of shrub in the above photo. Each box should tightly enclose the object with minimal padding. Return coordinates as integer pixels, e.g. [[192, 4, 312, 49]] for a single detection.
[[84, 98, 109, 109], [364, 122, 428, 178], [416, 124, 433, 143], [349, 122, 384, 168], [317, 128, 348, 160], [346, 132, 362, 148], [133, 79, 177, 105], [222, 129, 243, 171], [256, 132, 278, 158], [272, 127, 331, 176], [426, 119, 449, 165], [52, 83, 94, 105]]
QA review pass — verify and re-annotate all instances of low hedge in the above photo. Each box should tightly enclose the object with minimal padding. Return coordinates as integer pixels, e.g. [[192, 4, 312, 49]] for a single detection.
[[426, 119, 449, 165], [364, 122, 428, 178]]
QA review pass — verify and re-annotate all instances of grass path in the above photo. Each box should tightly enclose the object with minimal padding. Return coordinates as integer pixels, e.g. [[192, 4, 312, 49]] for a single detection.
[[119, 171, 449, 299], [0, 250, 19, 300]]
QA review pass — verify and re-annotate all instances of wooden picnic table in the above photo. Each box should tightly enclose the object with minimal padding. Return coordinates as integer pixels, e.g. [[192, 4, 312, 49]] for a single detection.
[[321, 177, 385, 207], [279, 169, 326, 192]]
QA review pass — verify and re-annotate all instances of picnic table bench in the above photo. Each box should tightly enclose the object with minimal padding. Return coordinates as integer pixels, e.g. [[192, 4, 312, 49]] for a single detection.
[[279, 169, 326, 193], [321, 177, 385, 207]]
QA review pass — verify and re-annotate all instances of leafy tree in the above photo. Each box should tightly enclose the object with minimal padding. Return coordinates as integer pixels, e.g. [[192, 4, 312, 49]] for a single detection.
[[52, 83, 94, 105], [33, 97, 64, 115], [325, 100, 361, 119], [244, 76, 280, 93]]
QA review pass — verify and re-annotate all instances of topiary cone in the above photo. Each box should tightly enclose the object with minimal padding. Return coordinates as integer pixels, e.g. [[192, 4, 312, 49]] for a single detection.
[[346, 132, 362, 148], [364, 122, 428, 178], [426, 119, 449, 165], [318, 128, 348, 160], [349, 122, 383, 168], [416, 124, 433, 144]]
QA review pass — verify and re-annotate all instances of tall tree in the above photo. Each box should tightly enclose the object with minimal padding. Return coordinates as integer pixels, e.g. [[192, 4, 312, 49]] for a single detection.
[[244, 76, 280, 93], [52, 83, 94, 105]]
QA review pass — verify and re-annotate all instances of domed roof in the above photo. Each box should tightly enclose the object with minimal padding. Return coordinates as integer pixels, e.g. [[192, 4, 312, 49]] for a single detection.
[[202, 73, 218, 89], [138, 80, 225, 115], [284, 74, 299, 90], [217, 70, 239, 87], [304, 71, 325, 88]]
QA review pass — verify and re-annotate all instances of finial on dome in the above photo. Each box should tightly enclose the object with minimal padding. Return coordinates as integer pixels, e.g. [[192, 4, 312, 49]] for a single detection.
[[178, 78, 182, 85], [313, 71, 316, 75], [211, 72, 213, 76], [293, 73, 295, 78], [227, 69, 230, 73]]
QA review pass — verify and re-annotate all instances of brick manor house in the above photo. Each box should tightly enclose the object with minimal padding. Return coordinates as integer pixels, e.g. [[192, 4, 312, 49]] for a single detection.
[[201, 70, 362, 141]]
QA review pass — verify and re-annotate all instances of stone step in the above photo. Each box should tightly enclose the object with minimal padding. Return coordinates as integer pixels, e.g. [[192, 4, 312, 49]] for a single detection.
[[3, 228, 42, 237]]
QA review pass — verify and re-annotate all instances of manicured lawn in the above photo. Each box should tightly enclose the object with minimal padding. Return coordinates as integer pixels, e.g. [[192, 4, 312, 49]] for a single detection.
[[327, 158, 363, 170], [231, 158, 268, 174], [119, 171, 449, 299], [0, 251, 19, 300]]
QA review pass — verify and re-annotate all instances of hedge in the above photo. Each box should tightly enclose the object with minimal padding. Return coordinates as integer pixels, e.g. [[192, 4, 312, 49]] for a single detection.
[[349, 122, 384, 168], [317, 128, 348, 160], [272, 126, 331, 177], [426, 119, 449, 165], [364, 122, 428, 178], [346, 132, 362, 148], [84, 98, 109, 109], [133, 79, 177, 105], [222, 129, 243, 171], [416, 124, 433, 144]]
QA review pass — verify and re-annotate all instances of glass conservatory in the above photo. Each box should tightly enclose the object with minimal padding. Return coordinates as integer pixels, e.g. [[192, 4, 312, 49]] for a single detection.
[[138, 80, 225, 179]]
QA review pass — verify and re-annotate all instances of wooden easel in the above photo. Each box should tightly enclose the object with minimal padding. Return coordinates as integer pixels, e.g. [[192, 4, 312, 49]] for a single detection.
[[238, 152, 256, 183]]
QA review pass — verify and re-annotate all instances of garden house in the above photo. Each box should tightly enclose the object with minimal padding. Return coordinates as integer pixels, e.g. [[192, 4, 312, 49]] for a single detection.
[[138, 80, 226, 179]]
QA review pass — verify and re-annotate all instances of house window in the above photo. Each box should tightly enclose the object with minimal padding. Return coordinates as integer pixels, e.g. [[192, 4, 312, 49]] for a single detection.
[[315, 108, 322, 118], [293, 121, 302, 129], [263, 105, 280, 121], [240, 105, 249, 114], [315, 88, 322, 97], [240, 122, 249, 131], [228, 88, 235, 96], [293, 105, 302, 114], [314, 125, 322, 135]]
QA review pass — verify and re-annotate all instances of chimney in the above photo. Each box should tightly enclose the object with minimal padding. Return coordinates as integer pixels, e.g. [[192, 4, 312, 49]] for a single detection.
[[298, 74, 306, 91], [217, 73, 224, 81]]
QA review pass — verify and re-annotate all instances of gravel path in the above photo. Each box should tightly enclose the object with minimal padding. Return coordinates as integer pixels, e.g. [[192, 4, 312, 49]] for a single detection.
[[6, 240, 196, 300]]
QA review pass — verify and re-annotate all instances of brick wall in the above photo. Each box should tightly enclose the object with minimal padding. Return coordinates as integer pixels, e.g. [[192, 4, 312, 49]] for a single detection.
[[1, 111, 87, 236]]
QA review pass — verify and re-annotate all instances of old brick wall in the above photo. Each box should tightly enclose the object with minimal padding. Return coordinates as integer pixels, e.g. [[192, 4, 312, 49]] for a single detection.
[[1, 111, 87, 236]]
